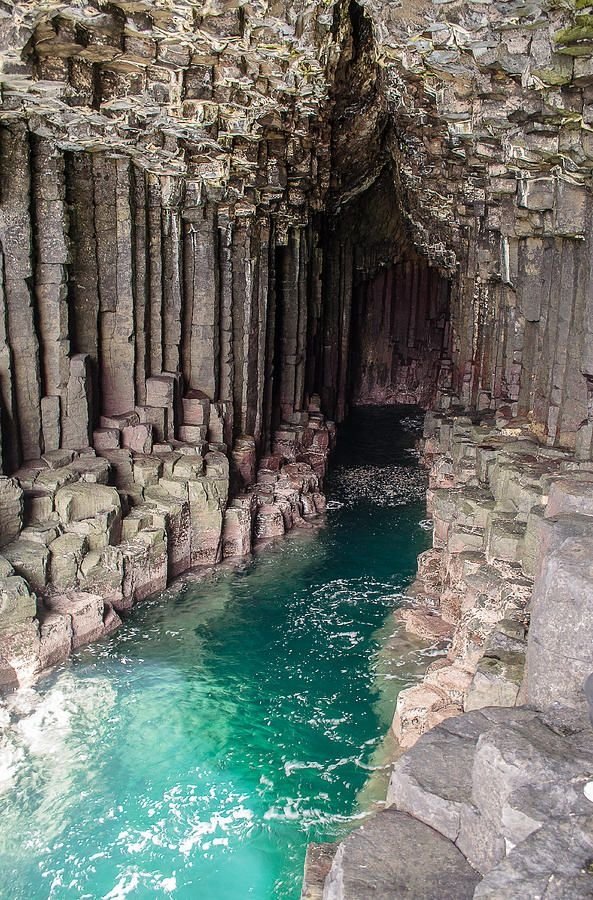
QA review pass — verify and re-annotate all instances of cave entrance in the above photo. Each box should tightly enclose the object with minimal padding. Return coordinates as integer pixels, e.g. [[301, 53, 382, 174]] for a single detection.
[[317, 0, 452, 421], [317, 169, 452, 422]]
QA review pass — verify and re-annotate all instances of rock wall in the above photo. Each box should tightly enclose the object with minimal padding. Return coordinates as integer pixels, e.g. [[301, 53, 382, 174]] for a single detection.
[[3, 0, 593, 463]]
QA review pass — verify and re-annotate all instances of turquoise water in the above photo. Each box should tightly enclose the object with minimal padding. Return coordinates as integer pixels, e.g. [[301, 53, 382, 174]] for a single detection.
[[0, 407, 431, 900]]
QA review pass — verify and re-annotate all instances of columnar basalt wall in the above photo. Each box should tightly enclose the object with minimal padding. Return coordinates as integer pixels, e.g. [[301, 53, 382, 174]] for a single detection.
[[0, 1, 365, 685]]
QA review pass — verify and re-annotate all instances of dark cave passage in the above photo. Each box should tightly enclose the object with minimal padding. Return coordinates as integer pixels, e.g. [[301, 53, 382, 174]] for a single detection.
[[349, 259, 450, 408]]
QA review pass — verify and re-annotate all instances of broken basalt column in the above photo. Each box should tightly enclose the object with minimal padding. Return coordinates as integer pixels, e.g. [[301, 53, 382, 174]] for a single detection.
[[0, 406, 333, 685]]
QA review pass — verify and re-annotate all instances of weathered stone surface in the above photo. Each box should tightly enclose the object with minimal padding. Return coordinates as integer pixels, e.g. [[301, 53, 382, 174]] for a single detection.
[[93, 428, 120, 451], [55, 484, 121, 525], [0, 576, 36, 627], [0, 620, 41, 688], [527, 533, 593, 709], [143, 487, 191, 578], [68, 457, 111, 484], [0, 478, 23, 548], [398, 607, 453, 642], [388, 712, 488, 842], [121, 424, 153, 455], [38, 609, 72, 669], [222, 501, 253, 559], [466, 715, 593, 874], [393, 683, 462, 750], [48, 533, 87, 590], [474, 816, 593, 899], [301, 843, 336, 900], [45, 591, 105, 649], [255, 503, 285, 541], [322, 808, 480, 899], [2, 539, 48, 593]]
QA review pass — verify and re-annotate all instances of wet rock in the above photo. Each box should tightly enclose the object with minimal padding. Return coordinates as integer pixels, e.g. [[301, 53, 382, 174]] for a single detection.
[[38, 610, 72, 669], [222, 499, 253, 559], [255, 503, 285, 541], [398, 607, 454, 642], [301, 842, 335, 900], [393, 683, 462, 750]]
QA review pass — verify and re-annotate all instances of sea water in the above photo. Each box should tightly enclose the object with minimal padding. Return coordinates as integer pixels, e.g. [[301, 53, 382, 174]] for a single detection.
[[0, 406, 433, 900]]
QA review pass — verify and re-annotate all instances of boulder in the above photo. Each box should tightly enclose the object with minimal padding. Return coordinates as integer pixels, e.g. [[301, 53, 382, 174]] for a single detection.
[[322, 808, 480, 899]]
